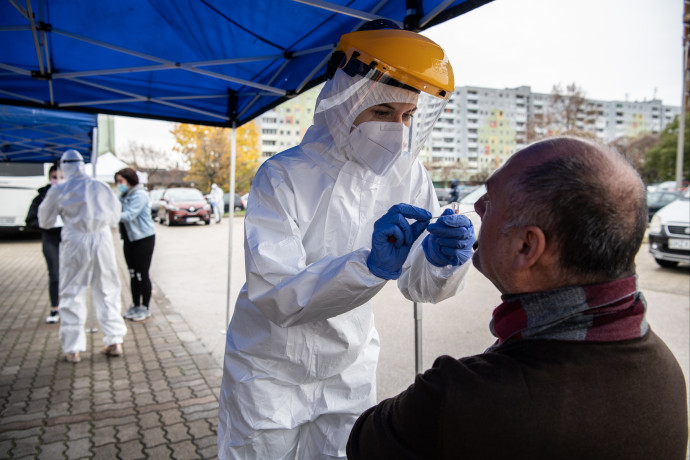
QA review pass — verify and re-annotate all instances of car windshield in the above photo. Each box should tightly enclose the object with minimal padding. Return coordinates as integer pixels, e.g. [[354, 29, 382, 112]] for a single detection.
[[167, 188, 204, 201], [648, 191, 678, 205]]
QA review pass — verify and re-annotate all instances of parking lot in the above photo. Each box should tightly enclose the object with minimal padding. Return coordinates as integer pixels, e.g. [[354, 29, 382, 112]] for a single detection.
[[149, 216, 690, 402]]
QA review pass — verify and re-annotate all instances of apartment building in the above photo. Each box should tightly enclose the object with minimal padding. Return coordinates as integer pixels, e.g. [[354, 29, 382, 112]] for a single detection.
[[256, 84, 680, 180], [257, 88, 319, 158]]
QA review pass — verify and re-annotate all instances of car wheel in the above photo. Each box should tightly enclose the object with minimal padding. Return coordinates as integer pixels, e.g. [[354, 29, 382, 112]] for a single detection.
[[655, 258, 679, 268], [204, 219, 211, 225]]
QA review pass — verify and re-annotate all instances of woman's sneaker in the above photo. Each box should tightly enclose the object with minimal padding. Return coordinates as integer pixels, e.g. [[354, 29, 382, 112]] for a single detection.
[[123, 304, 137, 319], [130, 306, 151, 322], [45, 310, 60, 324]]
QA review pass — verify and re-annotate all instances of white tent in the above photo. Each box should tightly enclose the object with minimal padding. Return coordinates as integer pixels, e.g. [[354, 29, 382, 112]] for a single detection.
[[87, 152, 148, 185]]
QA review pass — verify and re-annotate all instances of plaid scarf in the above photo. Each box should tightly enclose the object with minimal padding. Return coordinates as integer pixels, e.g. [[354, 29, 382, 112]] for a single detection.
[[487, 276, 648, 351]]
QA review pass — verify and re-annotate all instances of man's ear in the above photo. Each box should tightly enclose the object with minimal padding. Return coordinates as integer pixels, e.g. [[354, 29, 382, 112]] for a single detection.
[[513, 225, 546, 269]]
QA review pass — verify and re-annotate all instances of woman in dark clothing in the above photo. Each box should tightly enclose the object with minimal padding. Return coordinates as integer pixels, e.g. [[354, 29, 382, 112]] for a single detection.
[[115, 168, 156, 322], [26, 164, 63, 323]]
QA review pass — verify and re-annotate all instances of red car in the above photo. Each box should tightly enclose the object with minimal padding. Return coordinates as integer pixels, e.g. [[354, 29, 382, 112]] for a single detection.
[[157, 187, 211, 226]]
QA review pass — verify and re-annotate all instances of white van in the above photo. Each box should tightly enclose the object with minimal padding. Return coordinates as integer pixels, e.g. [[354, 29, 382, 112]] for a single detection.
[[0, 162, 51, 231]]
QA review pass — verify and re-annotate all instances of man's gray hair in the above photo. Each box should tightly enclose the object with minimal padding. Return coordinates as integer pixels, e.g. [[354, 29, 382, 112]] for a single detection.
[[503, 137, 647, 281]]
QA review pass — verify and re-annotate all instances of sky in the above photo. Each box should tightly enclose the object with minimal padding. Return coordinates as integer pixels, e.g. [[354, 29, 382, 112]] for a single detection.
[[114, 0, 684, 155]]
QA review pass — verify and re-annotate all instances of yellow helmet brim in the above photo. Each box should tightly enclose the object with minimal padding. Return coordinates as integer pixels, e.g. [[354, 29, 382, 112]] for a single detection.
[[334, 29, 454, 100]]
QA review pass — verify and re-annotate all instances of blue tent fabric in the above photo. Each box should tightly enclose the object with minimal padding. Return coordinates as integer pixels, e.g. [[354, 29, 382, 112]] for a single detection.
[[0, 0, 492, 129], [0, 104, 96, 162]]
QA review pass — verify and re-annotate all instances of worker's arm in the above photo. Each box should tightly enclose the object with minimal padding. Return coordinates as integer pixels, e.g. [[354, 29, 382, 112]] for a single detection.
[[38, 186, 59, 229], [398, 163, 471, 304], [244, 161, 387, 328], [100, 182, 121, 228]]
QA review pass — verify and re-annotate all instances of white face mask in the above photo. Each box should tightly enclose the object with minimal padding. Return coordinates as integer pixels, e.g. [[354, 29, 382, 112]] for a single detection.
[[346, 121, 409, 176]]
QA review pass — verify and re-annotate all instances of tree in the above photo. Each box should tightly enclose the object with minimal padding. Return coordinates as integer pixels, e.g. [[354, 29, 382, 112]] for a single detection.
[[171, 121, 260, 194], [609, 133, 660, 183], [234, 121, 261, 194], [642, 114, 690, 183], [119, 141, 169, 185], [527, 83, 598, 142]]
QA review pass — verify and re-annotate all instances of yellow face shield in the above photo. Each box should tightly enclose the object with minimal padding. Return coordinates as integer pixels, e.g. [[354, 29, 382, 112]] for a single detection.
[[328, 29, 454, 100]]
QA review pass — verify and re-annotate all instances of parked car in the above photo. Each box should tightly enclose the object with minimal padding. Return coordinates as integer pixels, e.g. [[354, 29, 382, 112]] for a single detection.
[[647, 190, 681, 222], [157, 187, 211, 226], [647, 181, 680, 192], [435, 187, 451, 204], [148, 188, 164, 220], [223, 193, 246, 212], [648, 190, 690, 268]]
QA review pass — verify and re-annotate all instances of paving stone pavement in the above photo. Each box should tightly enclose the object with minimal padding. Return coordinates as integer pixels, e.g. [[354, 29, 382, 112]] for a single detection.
[[0, 234, 222, 459]]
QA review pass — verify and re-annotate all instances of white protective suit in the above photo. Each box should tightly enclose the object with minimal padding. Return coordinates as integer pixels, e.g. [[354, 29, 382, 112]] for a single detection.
[[211, 183, 224, 221], [38, 150, 127, 354], [218, 71, 471, 459]]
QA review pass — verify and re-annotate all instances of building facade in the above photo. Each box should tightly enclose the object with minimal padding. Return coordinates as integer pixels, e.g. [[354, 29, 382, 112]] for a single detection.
[[256, 84, 680, 181]]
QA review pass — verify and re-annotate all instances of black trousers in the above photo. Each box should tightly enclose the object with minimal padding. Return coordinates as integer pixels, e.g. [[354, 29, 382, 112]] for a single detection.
[[42, 230, 61, 307], [122, 234, 155, 307]]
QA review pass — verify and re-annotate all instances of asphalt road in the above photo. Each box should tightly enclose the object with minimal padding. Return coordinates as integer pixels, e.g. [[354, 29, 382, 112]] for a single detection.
[[148, 216, 690, 402]]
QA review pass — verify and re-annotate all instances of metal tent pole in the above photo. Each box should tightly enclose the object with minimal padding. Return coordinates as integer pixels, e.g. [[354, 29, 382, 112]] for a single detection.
[[223, 121, 237, 334], [414, 302, 423, 374], [88, 126, 98, 333], [676, 38, 688, 190]]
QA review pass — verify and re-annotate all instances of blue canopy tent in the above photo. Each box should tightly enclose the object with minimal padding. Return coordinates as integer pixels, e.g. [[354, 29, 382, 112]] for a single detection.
[[0, 103, 96, 162], [0, 0, 492, 130], [0, 0, 494, 372]]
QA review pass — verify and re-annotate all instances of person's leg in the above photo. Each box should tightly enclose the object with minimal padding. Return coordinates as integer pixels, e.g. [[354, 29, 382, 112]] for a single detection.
[[132, 235, 155, 308], [91, 233, 127, 349], [220, 426, 301, 460], [297, 413, 358, 460], [42, 231, 61, 322], [122, 237, 140, 306], [58, 239, 91, 357]]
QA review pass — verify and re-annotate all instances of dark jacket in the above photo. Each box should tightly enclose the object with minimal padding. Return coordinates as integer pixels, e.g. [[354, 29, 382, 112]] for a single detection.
[[26, 184, 61, 234], [347, 330, 688, 460]]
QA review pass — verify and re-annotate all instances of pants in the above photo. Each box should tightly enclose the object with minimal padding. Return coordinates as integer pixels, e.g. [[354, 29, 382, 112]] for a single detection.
[[213, 202, 222, 222], [42, 230, 61, 307], [59, 230, 128, 354], [220, 413, 352, 460], [122, 234, 155, 307]]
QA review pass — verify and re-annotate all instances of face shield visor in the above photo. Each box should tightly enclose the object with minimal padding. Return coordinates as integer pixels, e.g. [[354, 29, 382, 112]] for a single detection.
[[60, 149, 85, 179], [317, 29, 453, 182]]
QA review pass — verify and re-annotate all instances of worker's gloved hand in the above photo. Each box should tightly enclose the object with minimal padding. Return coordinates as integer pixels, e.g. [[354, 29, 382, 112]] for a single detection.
[[422, 209, 476, 267], [368, 204, 431, 280]]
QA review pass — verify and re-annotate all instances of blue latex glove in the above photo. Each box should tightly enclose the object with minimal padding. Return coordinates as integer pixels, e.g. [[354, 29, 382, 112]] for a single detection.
[[367, 204, 432, 280], [422, 209, 476, 267]]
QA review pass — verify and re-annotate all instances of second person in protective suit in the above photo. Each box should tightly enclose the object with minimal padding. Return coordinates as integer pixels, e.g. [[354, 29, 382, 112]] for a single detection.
[[38, 149, 128, 363], [218, 21, 475, 459]]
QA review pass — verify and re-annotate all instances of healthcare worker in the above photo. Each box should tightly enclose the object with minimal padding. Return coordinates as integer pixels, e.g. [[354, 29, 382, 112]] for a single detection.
[[210, 183, 224, 222], [218, 21, 475, 459], [38, 149, 128, 363]]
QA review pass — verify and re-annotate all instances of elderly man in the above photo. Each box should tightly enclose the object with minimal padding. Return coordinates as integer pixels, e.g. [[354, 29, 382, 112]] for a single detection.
[[347, 136, 688, 459]]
